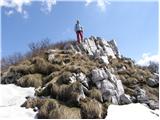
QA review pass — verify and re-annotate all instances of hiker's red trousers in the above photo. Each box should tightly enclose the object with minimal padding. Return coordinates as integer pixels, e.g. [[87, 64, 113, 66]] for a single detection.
[[76, 31, 83, 43]]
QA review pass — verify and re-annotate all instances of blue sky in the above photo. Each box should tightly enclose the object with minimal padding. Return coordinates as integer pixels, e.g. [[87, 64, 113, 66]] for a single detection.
[[1, 0, 158, 62]]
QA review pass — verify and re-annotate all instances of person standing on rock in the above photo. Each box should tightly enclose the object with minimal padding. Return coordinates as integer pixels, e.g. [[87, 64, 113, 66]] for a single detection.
[[74, 20, 83, 43]]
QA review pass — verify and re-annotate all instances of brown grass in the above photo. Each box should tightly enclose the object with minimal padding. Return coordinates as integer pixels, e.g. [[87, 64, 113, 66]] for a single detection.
[[37, 99, 59, 119], [80, 98, 103, 119], [49, 105, 81, 119], [16, 74, 42, 88], [88, 87, 103, 102], [31, 57, 61, 75]]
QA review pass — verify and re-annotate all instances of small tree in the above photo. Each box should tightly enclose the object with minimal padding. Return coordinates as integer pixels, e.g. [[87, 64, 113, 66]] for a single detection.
[[28, 39, 50, 56], [1, 53, 24, 71]]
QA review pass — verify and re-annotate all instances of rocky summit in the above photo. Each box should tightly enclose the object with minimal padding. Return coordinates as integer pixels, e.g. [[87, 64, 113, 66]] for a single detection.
[[1, 36, 159, 119]]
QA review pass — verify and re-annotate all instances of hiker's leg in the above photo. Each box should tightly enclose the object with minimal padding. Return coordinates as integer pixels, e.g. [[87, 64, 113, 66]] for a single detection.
[[80, 31, 83, 42], [76, 31, 80, 43]]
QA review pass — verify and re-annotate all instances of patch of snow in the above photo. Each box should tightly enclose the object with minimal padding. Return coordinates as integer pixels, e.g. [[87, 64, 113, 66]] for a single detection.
[[106, 103, 159, 120], [0, 84, 37, 119]]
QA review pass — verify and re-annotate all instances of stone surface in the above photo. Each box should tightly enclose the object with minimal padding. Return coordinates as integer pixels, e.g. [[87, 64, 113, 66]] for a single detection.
[[86, 39, 98, 55], [116, 80, 125, 97], [48, 54, 55, 63], [99, 56, 109, 64], [91, 68, 124, 104], [146, 78, 159, 87], [103, 46, 116, 58], [134, 87, 148, 103], [148, 100, 159, 110], [76, 72, 89, 88], [120, 94, 132, 104], [68, 36, 120, 66], [108, 39, 121, 58], [91, 68, 108, 82]]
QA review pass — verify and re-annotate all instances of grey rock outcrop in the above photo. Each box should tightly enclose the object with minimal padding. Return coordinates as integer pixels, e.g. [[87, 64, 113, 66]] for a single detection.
[[91, 68, 124, 104], [148, 100, 159, 110], [76, 72, 89, 88], [146, 78, 159, 87], [64, 36, 120, 65], [120, 94, 132, 104], [134, 87, 148, 103]]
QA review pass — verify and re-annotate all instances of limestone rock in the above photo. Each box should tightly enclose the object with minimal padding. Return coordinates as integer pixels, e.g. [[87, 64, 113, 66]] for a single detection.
[[99, 56, 109, 64], [134, 87, 148, 103], [76, 72, 89, 88], [116, 80, 124, 97], [120, 94, 132, 104], [148, 100, 159, 110], [91, 68, 108, 82], [146, 78, 159, 87], [91, 68, 124, 104]]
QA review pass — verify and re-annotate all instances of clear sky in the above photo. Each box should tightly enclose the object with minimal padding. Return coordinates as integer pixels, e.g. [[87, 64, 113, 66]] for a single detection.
[[1, 0, 158, 62]]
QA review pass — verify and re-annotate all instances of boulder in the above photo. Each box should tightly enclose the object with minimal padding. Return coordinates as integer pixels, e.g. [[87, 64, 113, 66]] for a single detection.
[[146, 78, 159, 87], [91, 68, 108, 82], [116, 80, 124, 97], [100, 80, 116, 94], [80, 40, 93, 55], [99, 39, 110, 48], [48, 105, 81, 119], [86, 38, 98, 55], [99, 56, 109, 64], [111, 95, 119, 104], [48, 53, 55, 63], [91, 68, 125, 104], [89, 88, 103, 102], [134, 87, 148, 103], [76, 72, 89, 88], [69, 75, 77, 84], [148, 100, 159, 110], [108, 39, 121, 58], [94, 49, 101, 58], [120, 94, 132, 104], [105, 69, 117, 84], [103, 46, 116, 59]]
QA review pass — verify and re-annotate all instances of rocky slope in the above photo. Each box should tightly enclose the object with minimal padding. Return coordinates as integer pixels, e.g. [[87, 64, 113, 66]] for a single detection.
[[1, 36, 159, 119]]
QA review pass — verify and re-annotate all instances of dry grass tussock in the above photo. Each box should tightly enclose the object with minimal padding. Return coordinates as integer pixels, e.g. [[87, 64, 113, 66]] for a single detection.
[[80, 98, 103, 119], [16, 74, 42, 88]]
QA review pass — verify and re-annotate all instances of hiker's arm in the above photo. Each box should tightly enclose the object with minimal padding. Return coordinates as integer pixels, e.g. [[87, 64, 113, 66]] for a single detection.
[[81, 26, 84, 32], [74, 25, 77, 32]]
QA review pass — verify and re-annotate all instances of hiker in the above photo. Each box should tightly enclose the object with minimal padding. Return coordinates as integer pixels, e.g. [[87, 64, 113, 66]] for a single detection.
[[74, 20, 83, 43]]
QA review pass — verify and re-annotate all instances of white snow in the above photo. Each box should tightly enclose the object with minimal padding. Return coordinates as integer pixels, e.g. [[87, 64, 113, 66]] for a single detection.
[[106, 103, 159, 120], [0, 84, 37, 119], [0, 84, 159, 119]]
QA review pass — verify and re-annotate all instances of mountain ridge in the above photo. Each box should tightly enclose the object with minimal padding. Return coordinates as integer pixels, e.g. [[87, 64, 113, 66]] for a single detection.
[[1, 36, 159, 119]]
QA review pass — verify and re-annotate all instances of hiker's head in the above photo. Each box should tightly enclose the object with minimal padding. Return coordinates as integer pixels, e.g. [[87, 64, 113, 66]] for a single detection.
[[77, 20, 79, 24]]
